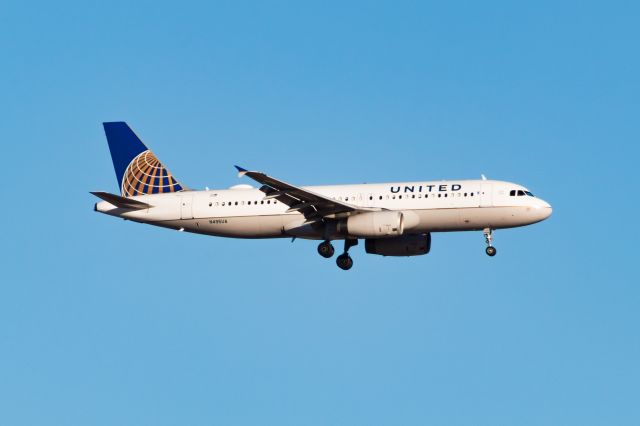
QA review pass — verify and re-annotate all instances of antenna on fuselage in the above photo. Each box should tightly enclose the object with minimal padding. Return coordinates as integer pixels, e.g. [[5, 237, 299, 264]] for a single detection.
[[481, 174, 487, 180]]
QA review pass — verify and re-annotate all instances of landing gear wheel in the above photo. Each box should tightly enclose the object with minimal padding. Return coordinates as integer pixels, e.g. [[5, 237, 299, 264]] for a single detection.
[[336, 254, 353, 270], [483, 228, 497, 257], [317, 241, 335, 258]]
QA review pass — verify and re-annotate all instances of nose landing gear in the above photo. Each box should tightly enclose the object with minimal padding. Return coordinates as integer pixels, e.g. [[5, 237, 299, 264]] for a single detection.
[[336, 239, 358, 270], [484, 228, 497, 257]]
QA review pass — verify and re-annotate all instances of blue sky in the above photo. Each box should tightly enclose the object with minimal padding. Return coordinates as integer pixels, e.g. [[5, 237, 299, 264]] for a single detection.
[[1, 1, 638, 424]]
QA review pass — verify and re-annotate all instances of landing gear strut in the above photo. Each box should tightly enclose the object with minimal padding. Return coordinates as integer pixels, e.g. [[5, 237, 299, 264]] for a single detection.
[[484, 228, 497, 257], [317, 240, 335, 258], [336, 239, 358, 270]]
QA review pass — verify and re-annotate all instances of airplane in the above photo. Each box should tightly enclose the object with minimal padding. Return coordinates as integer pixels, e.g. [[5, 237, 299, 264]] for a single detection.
[[92, 122, 552, 270]]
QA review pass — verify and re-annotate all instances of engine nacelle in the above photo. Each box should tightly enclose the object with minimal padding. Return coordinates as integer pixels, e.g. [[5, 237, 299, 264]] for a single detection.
[[365, 234, 431, 256], [341, 211, 404, 238]]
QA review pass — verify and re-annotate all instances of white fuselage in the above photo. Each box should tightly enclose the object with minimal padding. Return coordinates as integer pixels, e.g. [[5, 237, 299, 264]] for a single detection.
[[95, 179, 552, 240]]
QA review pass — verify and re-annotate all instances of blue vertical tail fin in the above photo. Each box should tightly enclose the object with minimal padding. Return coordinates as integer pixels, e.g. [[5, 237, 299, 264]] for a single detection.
[[102, 122, 186, 197]]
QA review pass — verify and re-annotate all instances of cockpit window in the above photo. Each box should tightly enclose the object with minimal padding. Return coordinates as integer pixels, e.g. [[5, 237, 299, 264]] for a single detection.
[[510, 189, 534, 197]]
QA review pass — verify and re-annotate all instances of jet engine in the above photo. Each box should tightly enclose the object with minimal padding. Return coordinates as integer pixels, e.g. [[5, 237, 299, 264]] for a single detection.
[[365, 233, 431, 256], [339, 211, 404, 238]]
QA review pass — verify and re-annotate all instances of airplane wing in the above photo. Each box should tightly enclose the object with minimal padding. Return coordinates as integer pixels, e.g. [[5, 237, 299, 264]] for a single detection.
[[235, 166, 380, 222], [90, 191, 152, 210]]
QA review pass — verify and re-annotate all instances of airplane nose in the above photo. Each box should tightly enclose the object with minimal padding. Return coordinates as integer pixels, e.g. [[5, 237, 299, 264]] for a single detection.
[[526, 199, 552, 223], [538, 200, 552, 220]]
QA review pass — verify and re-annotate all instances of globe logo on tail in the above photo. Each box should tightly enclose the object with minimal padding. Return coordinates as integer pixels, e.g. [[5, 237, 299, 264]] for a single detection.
[[121, 150, 184, 196]]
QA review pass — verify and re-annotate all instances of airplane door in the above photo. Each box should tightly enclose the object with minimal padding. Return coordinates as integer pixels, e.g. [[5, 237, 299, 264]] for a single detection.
[[181, 194, 194, 219], [480, 183, 493, 207]]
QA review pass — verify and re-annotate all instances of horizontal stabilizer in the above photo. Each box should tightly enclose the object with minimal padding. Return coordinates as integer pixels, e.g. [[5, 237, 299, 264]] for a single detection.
[[90, 191, 152, 210]]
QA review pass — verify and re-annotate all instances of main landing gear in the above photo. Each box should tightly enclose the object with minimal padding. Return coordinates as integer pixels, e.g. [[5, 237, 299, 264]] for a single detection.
[[484, 228, 497, 257], [317, 240, 335, 258], [317, 239, 358, 270], [336, 239, 358, 270]]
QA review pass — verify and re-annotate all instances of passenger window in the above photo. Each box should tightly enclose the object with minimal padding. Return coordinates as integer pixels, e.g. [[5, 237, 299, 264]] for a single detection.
[[438, 194, 441, 198], [464, 193, 467, 196], [222, 202, 225, 206], [209, 202, 212, 207], [398, 195, 402, 199]]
